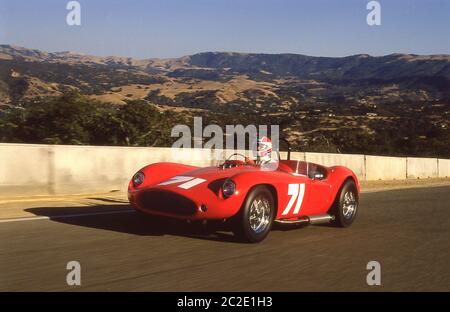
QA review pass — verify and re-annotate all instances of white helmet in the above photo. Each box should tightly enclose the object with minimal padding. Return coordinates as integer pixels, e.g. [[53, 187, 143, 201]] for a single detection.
[[253, 136, 272, 163]]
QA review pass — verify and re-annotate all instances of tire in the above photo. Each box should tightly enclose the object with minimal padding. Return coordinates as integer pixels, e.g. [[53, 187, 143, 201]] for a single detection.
[[330, 179, 359, 227], [233, 186, 275, 243]]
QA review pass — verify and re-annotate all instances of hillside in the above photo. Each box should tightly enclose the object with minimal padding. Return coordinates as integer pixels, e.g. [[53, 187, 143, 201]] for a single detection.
[[0, 45, 449, 157], [1, 45, 449, 106]]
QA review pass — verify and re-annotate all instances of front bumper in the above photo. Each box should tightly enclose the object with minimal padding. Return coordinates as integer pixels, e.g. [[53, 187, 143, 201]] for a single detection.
[[128, 188, 242, 220]]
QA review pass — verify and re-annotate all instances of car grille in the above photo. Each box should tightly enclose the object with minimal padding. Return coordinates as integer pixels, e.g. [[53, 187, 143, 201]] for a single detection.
[[136, 190, 197, 216]]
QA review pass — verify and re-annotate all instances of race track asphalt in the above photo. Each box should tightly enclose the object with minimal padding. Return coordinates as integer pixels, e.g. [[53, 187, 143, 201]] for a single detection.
[[1, 186, 449, 291]]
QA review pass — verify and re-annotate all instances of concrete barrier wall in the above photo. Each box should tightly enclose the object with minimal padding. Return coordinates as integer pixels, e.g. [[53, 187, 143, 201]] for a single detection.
[[365, 155, 407, 180], [52, 146, 159, 194], [438, 159, 450, 178], [50, 146, 220, 195], [0, 144, 215, 197], [0, 144, 51, 196], [407, 157, 438, 179], [280, 151, 305, 161], [0, 143, 449, 197], [305, 152, 365, 182]]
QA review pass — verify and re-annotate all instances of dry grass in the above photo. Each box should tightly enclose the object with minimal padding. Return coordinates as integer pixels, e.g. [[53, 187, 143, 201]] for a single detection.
[[23, 76, 63, 99], [90, 75, 279, 105]]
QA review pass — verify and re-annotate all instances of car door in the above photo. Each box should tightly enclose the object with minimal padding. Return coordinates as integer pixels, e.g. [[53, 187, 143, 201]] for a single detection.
[[277, 173, 312, 219], [307, 165, 334, 214]]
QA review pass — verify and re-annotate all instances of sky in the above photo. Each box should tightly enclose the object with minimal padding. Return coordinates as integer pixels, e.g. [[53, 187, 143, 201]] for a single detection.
[[0, 0, 449, 59]]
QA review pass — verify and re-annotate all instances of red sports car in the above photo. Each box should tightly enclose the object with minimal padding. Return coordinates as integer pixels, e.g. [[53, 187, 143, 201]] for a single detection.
[[128, 150, 359, 243]]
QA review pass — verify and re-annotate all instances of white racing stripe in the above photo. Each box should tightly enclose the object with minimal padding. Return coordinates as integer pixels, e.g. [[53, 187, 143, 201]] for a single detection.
[[178, 178, 206, 189], [0, 209, 135, 224]]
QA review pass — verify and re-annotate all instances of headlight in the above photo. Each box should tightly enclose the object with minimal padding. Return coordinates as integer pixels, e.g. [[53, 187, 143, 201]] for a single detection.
[[133, 172, 145, 187], [222, 179, 236, 198]]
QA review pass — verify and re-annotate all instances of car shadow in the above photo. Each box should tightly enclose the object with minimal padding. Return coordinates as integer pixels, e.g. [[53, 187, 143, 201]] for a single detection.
[[86, 197, 129, 204], [25, 205, 240, 243]]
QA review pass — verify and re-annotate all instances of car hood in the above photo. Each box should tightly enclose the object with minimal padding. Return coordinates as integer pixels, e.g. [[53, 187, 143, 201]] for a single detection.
[[151, 165, 259, 193]]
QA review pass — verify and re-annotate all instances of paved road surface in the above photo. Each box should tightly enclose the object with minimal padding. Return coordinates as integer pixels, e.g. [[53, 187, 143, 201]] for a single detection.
[[1, 186, 449, 291]]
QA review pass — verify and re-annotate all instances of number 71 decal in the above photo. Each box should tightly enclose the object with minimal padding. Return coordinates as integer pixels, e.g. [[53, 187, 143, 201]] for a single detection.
[[282, 184, 305, 216]]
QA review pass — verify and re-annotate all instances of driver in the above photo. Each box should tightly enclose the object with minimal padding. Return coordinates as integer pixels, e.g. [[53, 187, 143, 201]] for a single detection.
[[254, 136, 273, 165], [246, 136, 278, 171]]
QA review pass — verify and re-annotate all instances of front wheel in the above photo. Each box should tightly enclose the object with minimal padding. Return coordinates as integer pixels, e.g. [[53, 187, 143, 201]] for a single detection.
[[330, 179, 359, 227], [233, 186, 275, 243]]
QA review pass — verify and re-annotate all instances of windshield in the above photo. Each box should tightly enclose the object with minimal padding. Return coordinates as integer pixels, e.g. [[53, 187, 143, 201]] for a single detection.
[[215, 149, 280, 171]]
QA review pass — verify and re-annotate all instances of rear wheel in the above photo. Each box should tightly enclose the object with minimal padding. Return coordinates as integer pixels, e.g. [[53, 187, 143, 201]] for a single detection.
[[233, 186, 275, 243], [330, 179, 358, 227]]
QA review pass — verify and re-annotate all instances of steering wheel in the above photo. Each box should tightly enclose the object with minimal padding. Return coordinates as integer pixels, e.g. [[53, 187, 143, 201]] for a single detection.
[[222, 153, 255, 168], [226, 153, 247, 162]]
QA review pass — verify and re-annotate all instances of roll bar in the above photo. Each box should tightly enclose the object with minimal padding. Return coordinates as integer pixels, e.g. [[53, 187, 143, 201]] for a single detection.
[[279, 137, 291, 160]]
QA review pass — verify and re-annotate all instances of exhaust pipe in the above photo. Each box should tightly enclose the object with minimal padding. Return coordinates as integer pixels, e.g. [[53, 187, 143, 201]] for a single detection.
[[308, 214, 334, 224], [275, 214, 334, 225], [275, 216, 309, 225]]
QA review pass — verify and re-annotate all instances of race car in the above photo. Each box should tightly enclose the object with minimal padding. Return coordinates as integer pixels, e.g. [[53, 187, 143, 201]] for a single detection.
[[128, 139, 359, 243]]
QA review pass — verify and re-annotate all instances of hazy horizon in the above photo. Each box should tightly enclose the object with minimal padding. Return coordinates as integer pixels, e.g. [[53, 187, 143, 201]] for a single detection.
[[2, 42, 450, 61]]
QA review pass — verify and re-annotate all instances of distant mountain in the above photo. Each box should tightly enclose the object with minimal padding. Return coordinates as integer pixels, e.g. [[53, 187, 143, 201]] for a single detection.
[[188, 51, 450, 80], [0, 44, 189, 69], [0, 44, 449, 107], [0, 44, 140, 66], [2, 44, 449, 78]]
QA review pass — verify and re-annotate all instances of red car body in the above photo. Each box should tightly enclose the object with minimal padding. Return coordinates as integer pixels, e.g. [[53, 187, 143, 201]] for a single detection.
[[128, 159, 360, 222]]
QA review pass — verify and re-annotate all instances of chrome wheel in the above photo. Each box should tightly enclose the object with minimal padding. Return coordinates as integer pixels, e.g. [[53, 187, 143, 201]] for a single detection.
[[249, 195, 271, 234], [342, 191, 357, 220]]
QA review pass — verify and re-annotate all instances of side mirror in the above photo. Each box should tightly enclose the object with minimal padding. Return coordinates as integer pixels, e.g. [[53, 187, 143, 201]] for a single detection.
[[313, 172, 324, 180]]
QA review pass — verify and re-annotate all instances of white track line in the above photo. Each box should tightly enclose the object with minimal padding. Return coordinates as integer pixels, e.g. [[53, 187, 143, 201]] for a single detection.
[[0, 209, 135, 223]]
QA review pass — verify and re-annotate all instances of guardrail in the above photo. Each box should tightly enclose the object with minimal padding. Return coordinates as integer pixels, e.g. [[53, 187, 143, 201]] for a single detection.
[[0, 143, 449, 197]]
